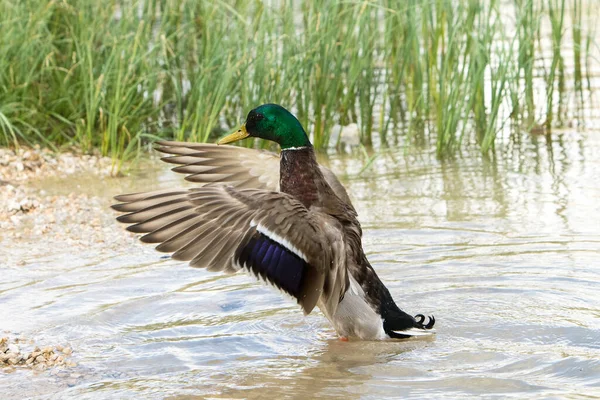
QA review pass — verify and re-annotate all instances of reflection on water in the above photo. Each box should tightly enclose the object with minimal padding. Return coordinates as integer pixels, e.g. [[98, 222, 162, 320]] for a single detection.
[[1, 130, 600, 398]]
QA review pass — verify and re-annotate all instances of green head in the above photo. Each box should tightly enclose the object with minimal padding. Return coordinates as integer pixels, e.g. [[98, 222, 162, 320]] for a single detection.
[[218, 104, 311, 149]]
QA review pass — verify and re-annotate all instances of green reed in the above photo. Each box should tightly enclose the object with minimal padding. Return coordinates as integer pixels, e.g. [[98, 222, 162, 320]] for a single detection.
[[514, 0, 539, 122], [546, 0, 566, 129], [584, 1, 597, 94], [572, 0, 583, 103], [0, 0, 595, 168]]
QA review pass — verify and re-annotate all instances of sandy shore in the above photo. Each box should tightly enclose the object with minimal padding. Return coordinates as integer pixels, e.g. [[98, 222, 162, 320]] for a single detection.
[[0, 146, 116, 239]]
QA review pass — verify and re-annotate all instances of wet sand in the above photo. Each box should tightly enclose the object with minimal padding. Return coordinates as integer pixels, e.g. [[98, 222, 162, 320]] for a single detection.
[[1, 146, 115, 239]]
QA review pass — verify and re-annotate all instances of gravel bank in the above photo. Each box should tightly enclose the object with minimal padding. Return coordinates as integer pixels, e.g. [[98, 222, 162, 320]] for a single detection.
[[0, 146, 114, 238], [1, 336, 76, 373]]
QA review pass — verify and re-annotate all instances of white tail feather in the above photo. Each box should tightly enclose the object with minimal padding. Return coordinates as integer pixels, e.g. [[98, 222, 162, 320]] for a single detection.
[[392, 328, 436, 337]]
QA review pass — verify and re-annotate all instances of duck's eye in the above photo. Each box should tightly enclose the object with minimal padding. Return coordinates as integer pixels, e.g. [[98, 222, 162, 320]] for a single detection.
[[246, 111, 265, 129]]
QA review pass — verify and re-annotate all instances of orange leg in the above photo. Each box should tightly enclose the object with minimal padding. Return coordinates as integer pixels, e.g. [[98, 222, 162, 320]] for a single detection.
[[339, 336, 349, 342]]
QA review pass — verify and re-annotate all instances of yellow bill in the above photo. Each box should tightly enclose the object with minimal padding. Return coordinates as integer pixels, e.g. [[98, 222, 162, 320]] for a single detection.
[[217, 124, 249, 145]]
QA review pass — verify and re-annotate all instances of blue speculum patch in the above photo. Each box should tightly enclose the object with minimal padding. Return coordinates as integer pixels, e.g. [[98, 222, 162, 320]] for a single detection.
[[238, 232, 306, 297]]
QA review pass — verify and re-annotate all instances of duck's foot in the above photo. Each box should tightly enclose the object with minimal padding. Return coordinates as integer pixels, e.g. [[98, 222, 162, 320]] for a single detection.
[[414, 314, 435, 330], [339, 336, 349, 342]]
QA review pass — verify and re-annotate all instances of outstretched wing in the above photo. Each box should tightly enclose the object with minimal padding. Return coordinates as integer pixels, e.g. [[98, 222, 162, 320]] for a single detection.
[[155, 141, 353, 205], [112, 186, 337, 314], [155, 141, 281, 190]]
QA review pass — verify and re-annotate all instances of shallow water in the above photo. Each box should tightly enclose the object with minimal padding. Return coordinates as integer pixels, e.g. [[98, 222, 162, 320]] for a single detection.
[[2, 130, 600, 399]]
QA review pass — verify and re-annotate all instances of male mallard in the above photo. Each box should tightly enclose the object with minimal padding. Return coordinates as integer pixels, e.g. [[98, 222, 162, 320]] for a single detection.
[[112, 104, 435, 340]]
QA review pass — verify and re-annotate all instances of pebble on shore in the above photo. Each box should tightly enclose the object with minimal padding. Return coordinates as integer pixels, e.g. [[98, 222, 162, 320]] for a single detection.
[[0, 145, 114, 183], [0, 146, 119, 241], [1, 337, 76, 372]]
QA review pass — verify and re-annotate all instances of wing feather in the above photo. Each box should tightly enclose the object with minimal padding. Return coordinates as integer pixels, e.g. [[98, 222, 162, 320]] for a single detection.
[[154, 141, 353, 206], [130, 207, 195, 234], [112, 186, 337, 314], [155, 142, 280, 189]]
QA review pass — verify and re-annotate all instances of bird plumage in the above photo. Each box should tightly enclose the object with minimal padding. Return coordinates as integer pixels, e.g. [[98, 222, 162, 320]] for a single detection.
[[113, 105, 435, 340]]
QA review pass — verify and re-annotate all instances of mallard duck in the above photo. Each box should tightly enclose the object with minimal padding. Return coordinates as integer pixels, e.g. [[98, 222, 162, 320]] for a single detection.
[[112, 104, 435, 340]]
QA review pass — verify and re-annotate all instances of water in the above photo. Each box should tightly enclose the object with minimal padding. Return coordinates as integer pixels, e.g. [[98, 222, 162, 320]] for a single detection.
[[1, 130, 600, 399]]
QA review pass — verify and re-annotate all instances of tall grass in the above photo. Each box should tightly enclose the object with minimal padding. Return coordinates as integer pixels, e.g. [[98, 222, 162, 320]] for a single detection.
[[0, 0, 597, 165], [514, 0, 539, 123], [546, 0, 566, 129]]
